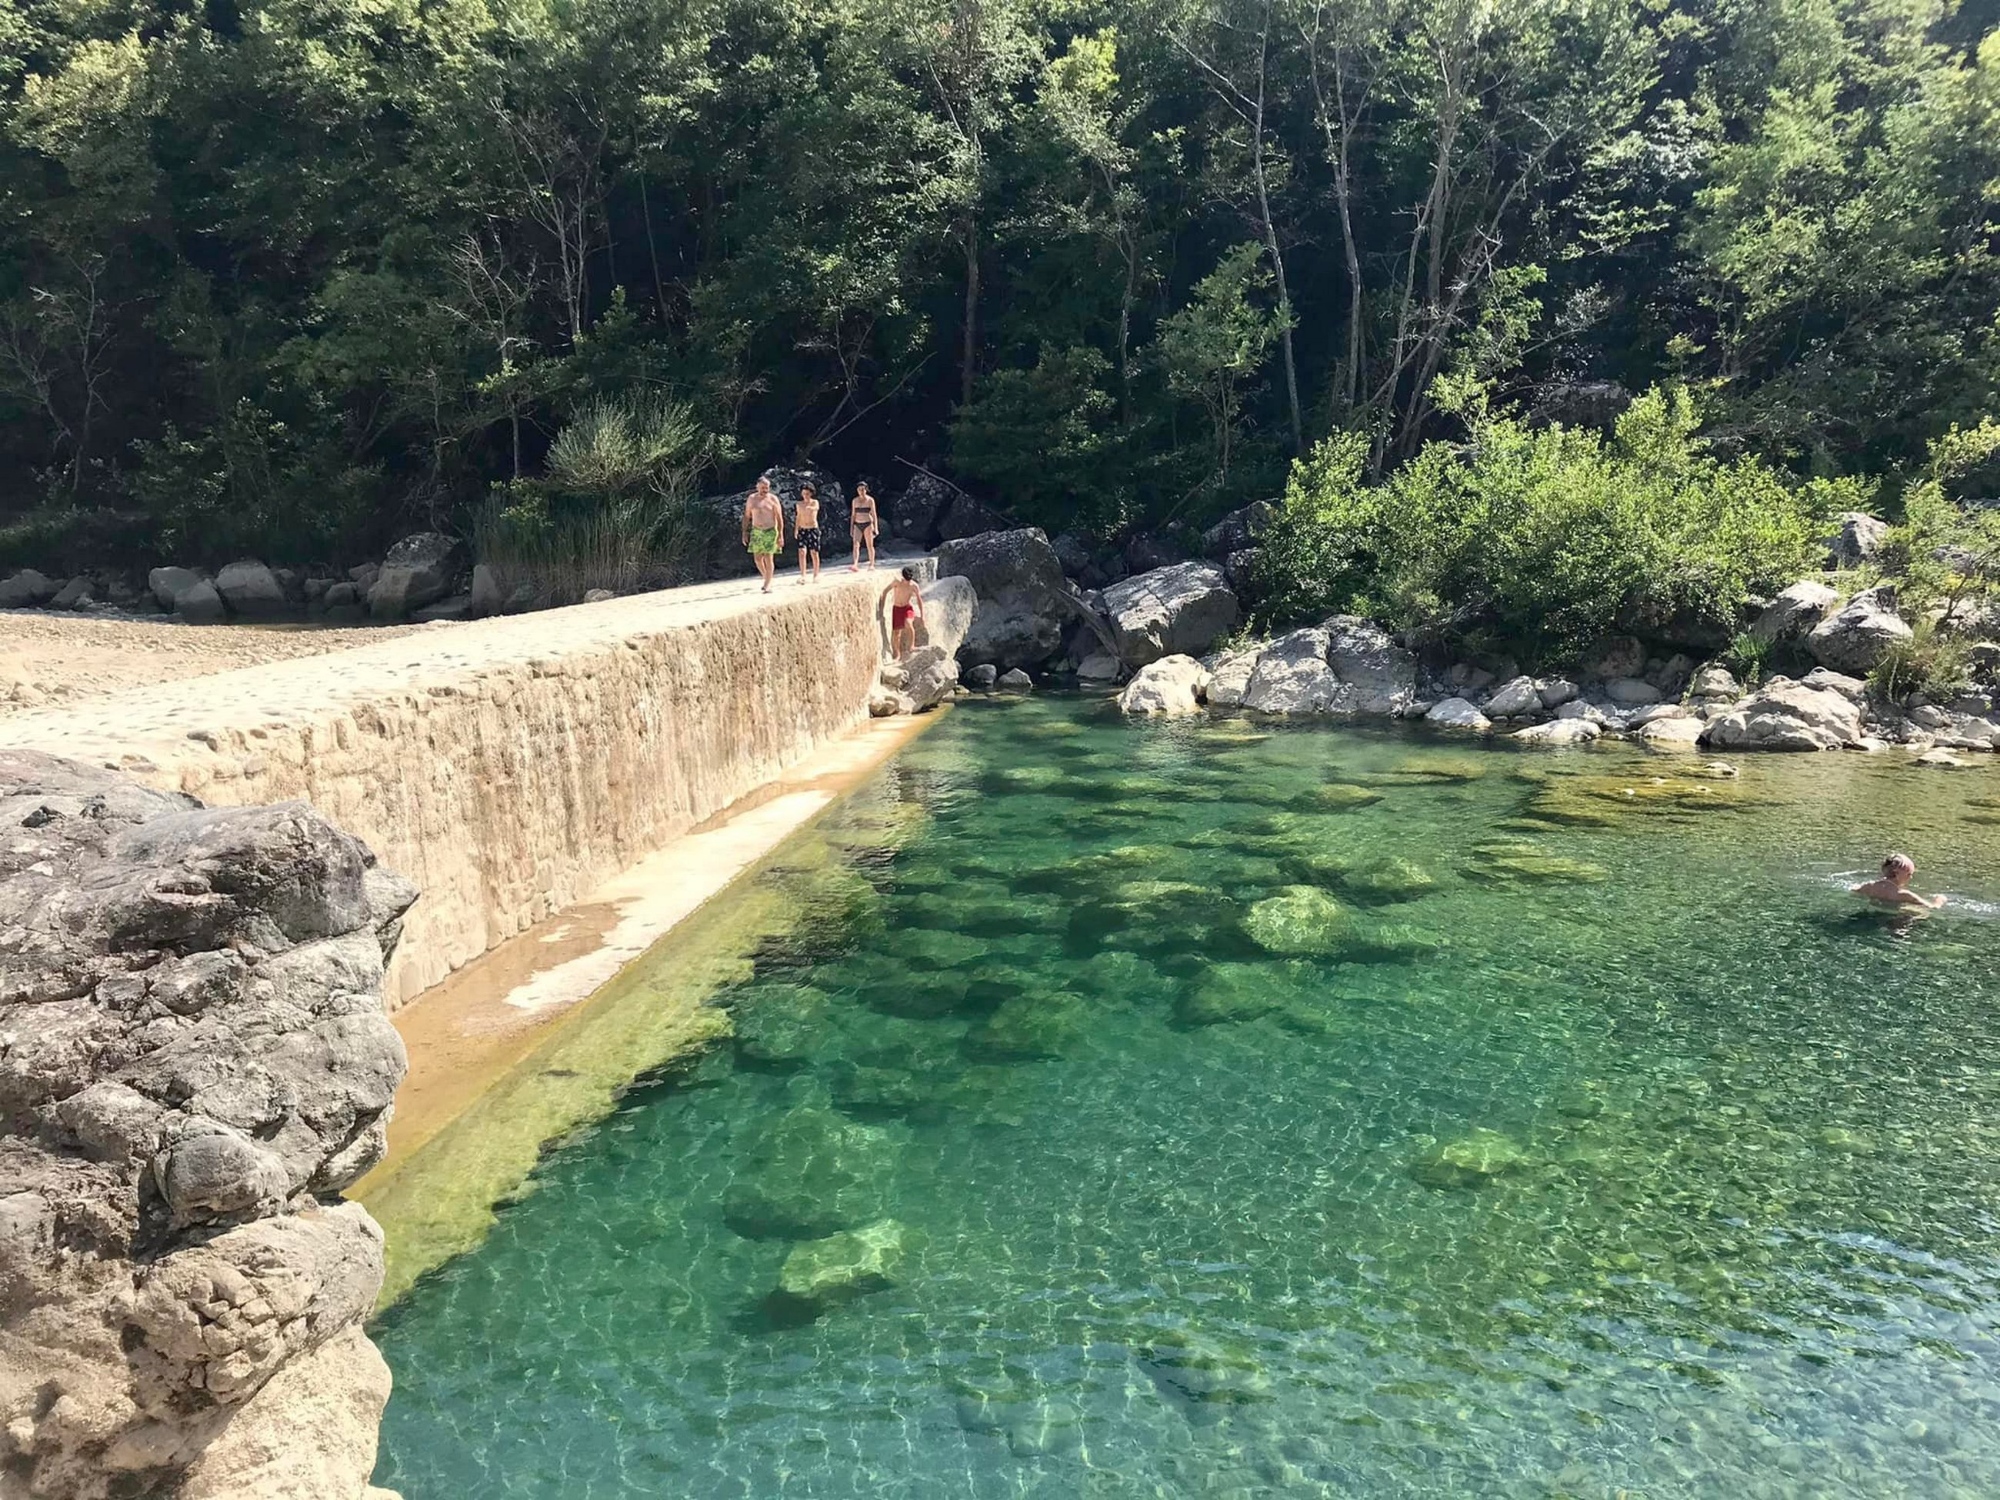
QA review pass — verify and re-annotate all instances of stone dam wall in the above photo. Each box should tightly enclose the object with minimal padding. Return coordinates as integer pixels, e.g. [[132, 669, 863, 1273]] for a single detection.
[[0, 575, 890, 1008]]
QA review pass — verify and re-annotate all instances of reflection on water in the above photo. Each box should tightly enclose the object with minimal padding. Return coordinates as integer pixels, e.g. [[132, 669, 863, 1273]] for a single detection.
[[373, 698, 2000, 1499]]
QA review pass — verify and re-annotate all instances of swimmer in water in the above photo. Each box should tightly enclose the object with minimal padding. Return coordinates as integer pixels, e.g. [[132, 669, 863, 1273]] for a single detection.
[[1851, 853, 1946, 912]]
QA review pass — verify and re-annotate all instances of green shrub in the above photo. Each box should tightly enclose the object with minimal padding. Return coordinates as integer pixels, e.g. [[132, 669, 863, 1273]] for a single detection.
[[1259, 385, 1845, 662], [1869, 618, 1973, 700], [1876, 419, 2000, 628], [476, 394, 719, 604]]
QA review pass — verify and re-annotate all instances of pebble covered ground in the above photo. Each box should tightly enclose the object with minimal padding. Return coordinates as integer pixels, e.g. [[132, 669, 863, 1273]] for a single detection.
[[0, 609, 425, 715]]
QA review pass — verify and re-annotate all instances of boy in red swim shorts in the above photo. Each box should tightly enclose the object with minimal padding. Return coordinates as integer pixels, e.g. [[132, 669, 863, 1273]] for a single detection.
[[879, 567, 925, 659]]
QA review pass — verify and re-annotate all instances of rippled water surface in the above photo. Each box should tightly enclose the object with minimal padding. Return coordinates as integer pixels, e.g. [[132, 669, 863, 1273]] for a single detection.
[[374, 698, 2000, 1498]]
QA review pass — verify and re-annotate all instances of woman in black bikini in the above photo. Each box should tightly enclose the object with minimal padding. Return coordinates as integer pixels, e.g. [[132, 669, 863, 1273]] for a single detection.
[[850, 482, 879, 571], [794, 484, 822, 585]]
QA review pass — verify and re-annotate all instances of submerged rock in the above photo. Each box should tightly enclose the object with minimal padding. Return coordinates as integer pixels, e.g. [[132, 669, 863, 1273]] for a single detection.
[[732, 986, 834, 1070], [1290, 854, 1438, 904], [1242, 886, 1349, 956], [1410, 1129, 1531, 1188], [1173, 963, 1283, 1026], [723, 1105, 894, 1240], [1523, 772, 1757, 826], [966, 991, 1089, 1060], [775, 1218, 914, 1308], [1462, 840, 1609, 885], [1309, 781, 1386, 811], [1141, 1333, 1274, 1406]]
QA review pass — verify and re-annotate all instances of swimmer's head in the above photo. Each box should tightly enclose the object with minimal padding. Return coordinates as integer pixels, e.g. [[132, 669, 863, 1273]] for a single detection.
[[1882, 852, 1916, 881], [900, 566, 916, 581]]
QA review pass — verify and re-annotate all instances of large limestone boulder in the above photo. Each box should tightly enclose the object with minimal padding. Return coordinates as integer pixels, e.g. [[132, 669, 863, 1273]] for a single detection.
[[1702, 677, 1863, 750], [367, 532, 467, 621], [1826, 511, 1890, 568], [1200, 500, 1277, 559], [1099, 562, 1239, 666], [937, 491, 1010, 542], [1322, 616, 1418, 714], [934, 528, 1069, 669], [1750, 580, 1841, 644], [0, 751, 416, 1500], [1482, 675, 1540, 718], [889, 472, 956, 545], [1242, 628, 1343, 713], [1426, 698, 1492, 732], [148, 565, 205, 610], [1807, 585, 1913, 674], [1237, 617, 1415, 716], [917, 574, 977, 658], [899, 645, 958, 712], [175, 578, 229, 624], [215, 558, 291, 617], [1202, 643, 1264, 709], [0, 568, 60, 608], [1118, 655, 1210, 716]]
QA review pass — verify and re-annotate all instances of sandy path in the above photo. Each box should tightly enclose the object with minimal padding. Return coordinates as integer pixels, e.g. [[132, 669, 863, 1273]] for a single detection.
[[0, 609, 426, 716]]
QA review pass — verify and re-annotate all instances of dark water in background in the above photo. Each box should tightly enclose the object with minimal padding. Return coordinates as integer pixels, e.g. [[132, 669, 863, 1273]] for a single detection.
[[374, 697, 2000, 1498]]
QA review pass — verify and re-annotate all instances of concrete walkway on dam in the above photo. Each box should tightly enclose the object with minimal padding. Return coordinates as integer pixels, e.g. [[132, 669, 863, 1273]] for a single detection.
[[0, 561, 928, 1009]]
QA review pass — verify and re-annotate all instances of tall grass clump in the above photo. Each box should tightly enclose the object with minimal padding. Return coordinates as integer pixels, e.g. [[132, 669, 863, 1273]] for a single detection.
[[477, 394, 721, 605], [1259, 384, 1860, 663]]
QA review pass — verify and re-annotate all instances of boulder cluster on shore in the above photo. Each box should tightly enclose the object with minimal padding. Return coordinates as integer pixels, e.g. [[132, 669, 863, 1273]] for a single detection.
[[908, 509, 1997, 762]]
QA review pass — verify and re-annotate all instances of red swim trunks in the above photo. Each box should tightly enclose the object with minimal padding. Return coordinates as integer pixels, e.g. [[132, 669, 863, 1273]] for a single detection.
[[891, 605, 914, 630]]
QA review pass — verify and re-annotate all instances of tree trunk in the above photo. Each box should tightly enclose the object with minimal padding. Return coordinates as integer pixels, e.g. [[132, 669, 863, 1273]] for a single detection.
[[1250, 16, 1303, 454], [961, 211, 979, 407]]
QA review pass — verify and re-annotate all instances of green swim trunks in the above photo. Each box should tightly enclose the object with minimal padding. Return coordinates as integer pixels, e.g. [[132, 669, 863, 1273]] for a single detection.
[[748, 526, 779, 556]]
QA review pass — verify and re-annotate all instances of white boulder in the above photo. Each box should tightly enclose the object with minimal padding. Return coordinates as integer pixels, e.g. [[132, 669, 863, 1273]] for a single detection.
[[1512, 719, 1600, 746], [1702, 677, 1863, 751], [1118, 655, 1211, 717], [1425, 697, 1492, 732], [215, 560, 290, 618], [1202, 645, 1262, 708], [1751, 580, 1841, 644], [1099, 561, 1239, 665], [1482, 675, 1541, 718], [1806, 586, 1912, 675]]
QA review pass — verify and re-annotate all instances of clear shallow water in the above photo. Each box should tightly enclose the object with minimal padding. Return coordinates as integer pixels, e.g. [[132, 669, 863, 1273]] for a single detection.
[[374, 699, 2000, 1499]]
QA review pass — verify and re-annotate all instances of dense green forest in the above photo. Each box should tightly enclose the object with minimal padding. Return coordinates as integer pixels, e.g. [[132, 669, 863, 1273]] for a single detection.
[[2, 0, 1997, 569]]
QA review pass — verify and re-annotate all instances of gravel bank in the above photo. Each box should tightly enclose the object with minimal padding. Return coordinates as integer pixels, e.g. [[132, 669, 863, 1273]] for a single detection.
[[0, 609, 424, 715]]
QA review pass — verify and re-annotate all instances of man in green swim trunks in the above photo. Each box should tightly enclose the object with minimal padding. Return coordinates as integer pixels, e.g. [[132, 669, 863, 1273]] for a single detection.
[[742, 476, 786, 593]]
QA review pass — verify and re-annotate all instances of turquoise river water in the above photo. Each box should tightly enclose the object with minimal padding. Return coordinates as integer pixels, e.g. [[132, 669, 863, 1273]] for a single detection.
[[373, 696, 2000, 1499]]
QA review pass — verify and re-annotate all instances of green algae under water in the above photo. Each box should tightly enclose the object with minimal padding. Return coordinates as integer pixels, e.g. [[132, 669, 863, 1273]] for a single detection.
[[372, 697, 2000, 1499]]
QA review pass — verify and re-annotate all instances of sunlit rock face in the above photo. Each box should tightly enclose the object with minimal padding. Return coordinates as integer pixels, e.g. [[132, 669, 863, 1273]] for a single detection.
[[0, 750, 415, 1500]]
